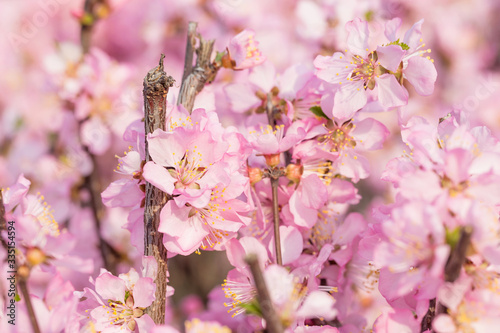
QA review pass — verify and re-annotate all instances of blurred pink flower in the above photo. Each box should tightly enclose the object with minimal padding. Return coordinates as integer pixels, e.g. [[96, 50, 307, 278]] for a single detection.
[[227, 29, 266, 70]]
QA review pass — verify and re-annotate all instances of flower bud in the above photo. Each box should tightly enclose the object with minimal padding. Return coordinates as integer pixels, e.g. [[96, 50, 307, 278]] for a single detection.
[[18, 265, 30, 280], [133, 308, 144, 318], [125, 295, 135, 308], [127, 319, 137, 331], [26, 248, 46, 267], [248, 167, 263, 185], [264, 154, 281, 168], [285, 163, 303, 184]]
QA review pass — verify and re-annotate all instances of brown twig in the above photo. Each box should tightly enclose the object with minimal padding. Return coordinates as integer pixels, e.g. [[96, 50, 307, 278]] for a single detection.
[[177, 22, 217, 113], [143, 54, 175, 324], [0, 191, 7, 250], [420, 298, 436, 332], [80, 0, 107, 54], [81, 154, 119, 273], [181, 22, 197, 84], [264, 92, 284, 266], [270, 176, 283, 266], [18, 275, 41, 333], [443, 227, 472, 283], [78, 0, 121, 273], [246, 254, 284, 333], [420, 226, 473, 332]]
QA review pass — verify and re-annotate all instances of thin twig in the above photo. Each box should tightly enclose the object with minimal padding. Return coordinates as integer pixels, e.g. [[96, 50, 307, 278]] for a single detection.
[[443, 227, 472, 283], [78, 0, 121, 273], [246, 254, 284, 333], [420, 226, 473, 332], [0, 191, 7, 250], [420, 298, 436, 332], [270, 177, 283, 266], [81, 154, 118, 272], [80, 0, 106, 54], [265, 92, 284, 266], [181, 22, 197, 84], [18, 276, 41, 333], [177, 23, 217, 113], [143, 54, 175, 324]]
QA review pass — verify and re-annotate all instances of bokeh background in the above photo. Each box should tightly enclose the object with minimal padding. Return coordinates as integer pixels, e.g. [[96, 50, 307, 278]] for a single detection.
[[1, 0, 500, 327]]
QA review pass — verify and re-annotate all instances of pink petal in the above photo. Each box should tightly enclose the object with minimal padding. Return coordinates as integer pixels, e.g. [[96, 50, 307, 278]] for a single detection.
[[101, 179, 143, 207], [163, 225, 208, 255], [376, 74, 408, 108], [142, 161, 176, 194], [269, 225, 303, 265], [345, 18, 370, 58], [136, 315, 156, 333], [351, 117, 390, 151], [332, 81, 367, 121], [289, 191, 318, 228], [80, 117, 111, 156], [314, 53, 353, 84], [432, 314, 457, 333], [158, 202, 192, 238], [142, 256, 158, 280], [147, 129, 184, 167], [2, 173, 31, 211], [384, 17, 402, 41], [133, 277, 156, 308], [373, 309, 420, 333], [376, 45, 405, 72], [95, 272, 126, 302], [403, 19, 424, 51], [444, 149, 473, 185], [249, 60, 276, 92], [404, 56, 437, 96], [296, 291, 337, 320], [225, 83, 261, 113], [335, 151, 370, 182]]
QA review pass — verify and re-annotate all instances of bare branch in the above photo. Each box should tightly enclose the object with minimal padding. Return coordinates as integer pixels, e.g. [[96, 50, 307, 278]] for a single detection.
[[18, 274, 42, 333], [0, 191, 7, 250], [177, 23, 217, 113], [246, 254, 284, 333], [143, 54, 175, 324], [270, 177, 283, 266], [420, 226, 473, 332]]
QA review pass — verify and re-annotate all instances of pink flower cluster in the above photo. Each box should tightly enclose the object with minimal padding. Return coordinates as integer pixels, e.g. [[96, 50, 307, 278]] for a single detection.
[[2, 0, 500, 332]]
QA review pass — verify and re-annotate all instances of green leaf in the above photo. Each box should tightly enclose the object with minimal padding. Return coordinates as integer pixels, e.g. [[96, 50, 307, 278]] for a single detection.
[[215, 51, 226, 63], [239, 299, 263, 317], [15, 294, 21, 302], [309, 106, 329, 119], [365, 10, 374, 21], [386, 39, 410, 51], [445, 227, 461, 249]]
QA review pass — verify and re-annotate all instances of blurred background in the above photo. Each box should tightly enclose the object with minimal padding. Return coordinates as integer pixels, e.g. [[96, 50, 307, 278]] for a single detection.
[[1, 0, 500, 326]]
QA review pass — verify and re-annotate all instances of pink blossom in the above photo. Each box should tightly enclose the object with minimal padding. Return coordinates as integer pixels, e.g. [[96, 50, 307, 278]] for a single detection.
[[76, 257, 157, 332], [227, 29, 266, 70]]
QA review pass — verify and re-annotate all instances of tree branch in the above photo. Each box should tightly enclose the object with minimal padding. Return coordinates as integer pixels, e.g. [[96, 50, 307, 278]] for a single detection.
[[177, 22, 217, 113], [0, 191, 7, 250], [143, 54, 175, 324], [420, 226, 473, 332], [18, 274, 42, 333], [80, 0, 107, 54], [270, 177, 283, 266], [246, 254, 284, 333]]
